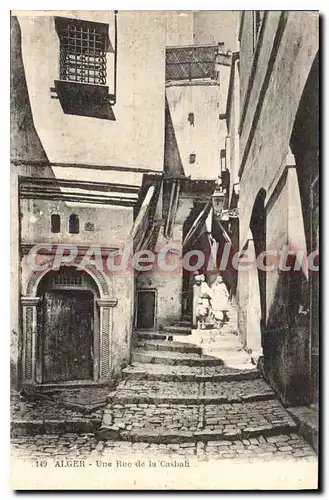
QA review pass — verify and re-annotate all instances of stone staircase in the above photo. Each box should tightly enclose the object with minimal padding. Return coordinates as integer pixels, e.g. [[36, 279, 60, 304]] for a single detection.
[[98, 309, 299, 446]]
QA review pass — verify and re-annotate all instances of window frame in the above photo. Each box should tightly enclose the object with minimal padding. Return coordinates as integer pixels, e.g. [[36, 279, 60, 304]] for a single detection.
[[55, 16, 109, 87], [51, 214, 61, 234], [69, 214, 80, 235]]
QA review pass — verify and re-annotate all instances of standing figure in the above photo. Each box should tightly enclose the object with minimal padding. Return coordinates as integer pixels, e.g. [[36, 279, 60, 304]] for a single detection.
[[211, 275, 230, 328], [196, 274, 213, 330]]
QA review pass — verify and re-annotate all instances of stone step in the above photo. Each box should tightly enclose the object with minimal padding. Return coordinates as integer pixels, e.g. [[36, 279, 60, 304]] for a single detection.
[[98, 399, 297, 443], [162, 326, 192, 335], [199, 343, 244, 352], [201, 351, 251, 366], [136, 340, 202, 355], [11, 418, 101, 437], [174, 321, 193, 328], [136, 331, 171, 341], [98, 425, 297, 444], [122, 363, 260, 382], [196, 329, 240, 337], [10, 394, 103, 437], [132, 349, 224, 367], [200, 342, 244, 352], [111, 379, 276, 405], [135, 330, 194, 341], [198, 334, 242, 344]]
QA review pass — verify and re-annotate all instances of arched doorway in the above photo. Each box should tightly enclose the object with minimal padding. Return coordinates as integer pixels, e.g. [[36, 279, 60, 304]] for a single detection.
[[21, 260, 117, 386], [36, 267, 99, 383], [249, 188, 267, 338]]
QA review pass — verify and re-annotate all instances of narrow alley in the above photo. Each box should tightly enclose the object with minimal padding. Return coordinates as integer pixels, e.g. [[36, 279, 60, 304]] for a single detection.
[[11, 303, 316, 463], [10, 10, 319, 490]]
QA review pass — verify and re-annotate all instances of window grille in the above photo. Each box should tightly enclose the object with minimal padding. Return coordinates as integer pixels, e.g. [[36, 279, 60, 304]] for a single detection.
[[51, 214, 61, 233], [69, 214, 80, 234], [56, 18, 107, 85], [166, 45, 218, 82], [53, 272, 83, 286]]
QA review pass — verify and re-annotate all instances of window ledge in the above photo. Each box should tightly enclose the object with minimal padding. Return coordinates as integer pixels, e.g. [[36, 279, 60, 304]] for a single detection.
[[54, 80, 116, 121]]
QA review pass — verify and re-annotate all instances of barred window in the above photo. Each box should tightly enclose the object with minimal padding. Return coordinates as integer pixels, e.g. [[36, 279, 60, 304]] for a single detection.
[[53, 272, 83, 286], [166, 45, 218, 82], [55, 17, 108, 85]]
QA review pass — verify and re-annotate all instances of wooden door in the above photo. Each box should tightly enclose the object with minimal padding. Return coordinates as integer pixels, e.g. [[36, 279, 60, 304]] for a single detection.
[[136, 290, 156, 329], [41, 290, 94, 382]]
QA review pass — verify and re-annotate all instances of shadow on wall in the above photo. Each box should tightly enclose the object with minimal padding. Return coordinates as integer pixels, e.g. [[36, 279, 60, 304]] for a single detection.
[[264, 261, 311, 406], [250, 188, 266, 338], [164, 97, 185, 177], [11, 16, 49, 163]]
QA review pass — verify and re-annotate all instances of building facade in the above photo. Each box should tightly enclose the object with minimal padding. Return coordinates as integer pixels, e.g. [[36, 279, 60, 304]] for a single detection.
[[227, 11, 319, 406], [11, 11, 237, 389], [11, 11, 166, 388]]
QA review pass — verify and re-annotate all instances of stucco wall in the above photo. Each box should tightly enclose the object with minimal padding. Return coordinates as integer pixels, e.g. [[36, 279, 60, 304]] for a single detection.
[[11, 15, 53, 388], [20, 201, 134, 381], [193, 11, 239, 49], [166, 75, 230, 180], [165, 11, 239, 50], [136, 222, 184, 328], [165, 11, 194, 46], [17, 11, 165, 171], [135, 196, 195, 328], [239, 11, 318, 248], [136, 264, 183, 328], [20, 198, 133, 248], [237, 11, 318, 405]]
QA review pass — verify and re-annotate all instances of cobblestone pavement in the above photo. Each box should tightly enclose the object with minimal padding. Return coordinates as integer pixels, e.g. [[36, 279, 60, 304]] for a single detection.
[[11, 395, 103, 422], [11, 434, 98, 459], [204, 400, 295, 432], [124, 363, 259, 381], [101, 399, 296, 438], [204, 379, 274, 399], [11, 315, 318, 465], [114, 378, 275, 402], [105, 403, 200, 432], [11, 394, 103, 437], [11, 433, 316, 462]]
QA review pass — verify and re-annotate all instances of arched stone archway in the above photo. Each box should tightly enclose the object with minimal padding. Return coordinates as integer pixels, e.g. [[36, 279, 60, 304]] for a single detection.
[[21, 261, 117, 386], [250, 188, 267, 334], [24, 257, 111, 298]]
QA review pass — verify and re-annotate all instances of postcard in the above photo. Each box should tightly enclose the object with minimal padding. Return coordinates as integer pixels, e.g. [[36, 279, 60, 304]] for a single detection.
[[10, 9, 319, 490]]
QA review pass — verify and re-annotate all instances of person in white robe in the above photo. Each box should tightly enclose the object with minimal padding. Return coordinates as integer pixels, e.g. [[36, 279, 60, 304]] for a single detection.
[[196, 274, 213, 329], [211, 275, 229, 328]]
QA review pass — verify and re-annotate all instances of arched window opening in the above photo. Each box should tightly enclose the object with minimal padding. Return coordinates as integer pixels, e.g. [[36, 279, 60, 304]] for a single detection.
[[51, 214, 61, 233], [69, 214, 80, 234]]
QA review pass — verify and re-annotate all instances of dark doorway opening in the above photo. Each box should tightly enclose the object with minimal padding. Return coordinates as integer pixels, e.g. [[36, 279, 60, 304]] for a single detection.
[[136, 290, 156, 329], [250, 188, 267, 339]]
